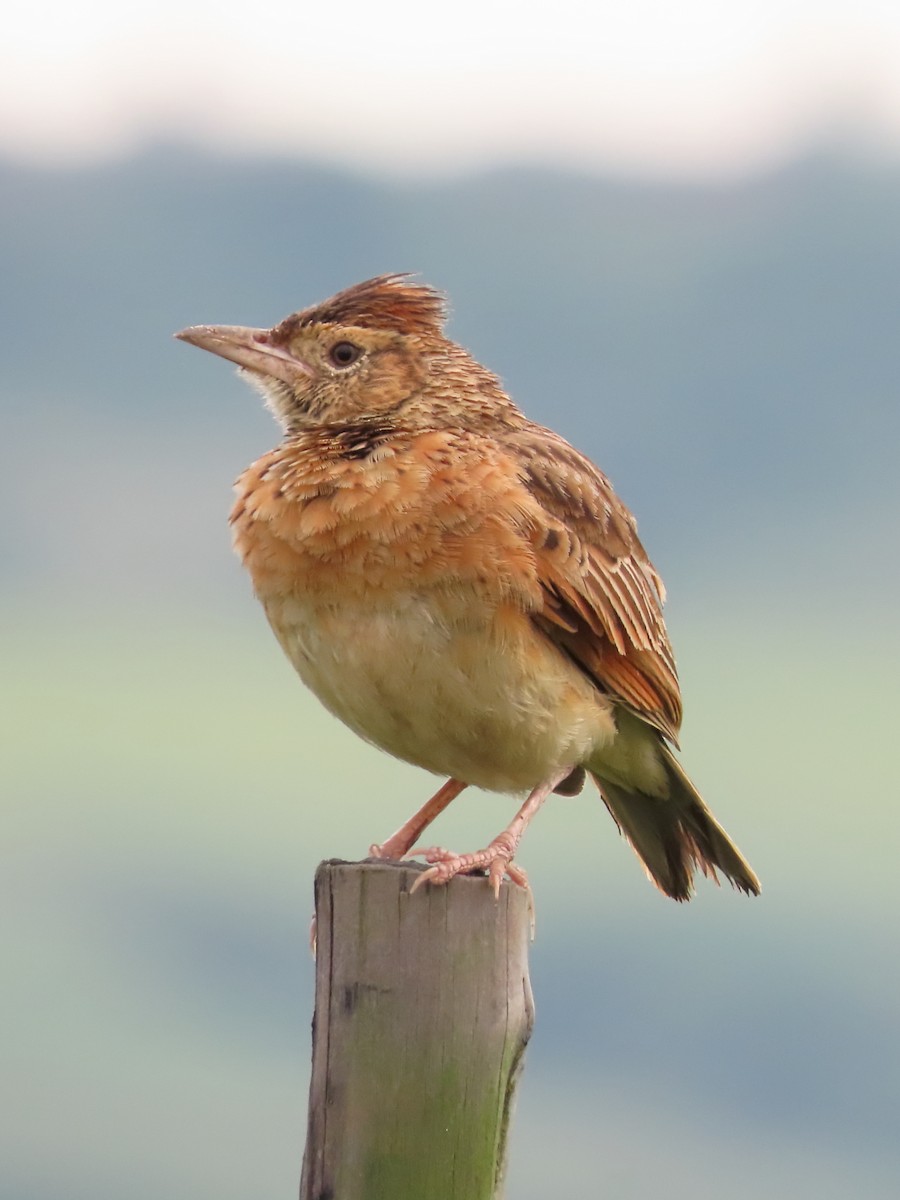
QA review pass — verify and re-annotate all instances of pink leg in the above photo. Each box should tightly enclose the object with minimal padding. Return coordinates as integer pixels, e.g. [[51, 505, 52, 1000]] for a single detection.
[[369, 778, 468, 862], [409, 766, 573, 898]]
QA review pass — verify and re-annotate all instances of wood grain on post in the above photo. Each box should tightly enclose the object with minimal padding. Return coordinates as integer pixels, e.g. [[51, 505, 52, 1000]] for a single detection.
[[300, 858, 535, 1200]]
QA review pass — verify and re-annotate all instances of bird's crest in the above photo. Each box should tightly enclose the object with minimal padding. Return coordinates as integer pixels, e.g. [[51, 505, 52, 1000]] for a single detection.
[[286, 274, 448, 338]]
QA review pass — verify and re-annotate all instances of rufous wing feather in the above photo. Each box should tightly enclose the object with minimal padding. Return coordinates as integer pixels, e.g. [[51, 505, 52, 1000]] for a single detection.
[[506, 424, 682, 742]]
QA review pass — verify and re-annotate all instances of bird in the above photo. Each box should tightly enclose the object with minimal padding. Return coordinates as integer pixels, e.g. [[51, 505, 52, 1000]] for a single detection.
[[175, 274, 759, 902]]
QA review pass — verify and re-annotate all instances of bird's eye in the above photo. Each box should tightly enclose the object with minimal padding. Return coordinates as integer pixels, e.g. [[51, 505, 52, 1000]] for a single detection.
[[329, 341, 363, 368]]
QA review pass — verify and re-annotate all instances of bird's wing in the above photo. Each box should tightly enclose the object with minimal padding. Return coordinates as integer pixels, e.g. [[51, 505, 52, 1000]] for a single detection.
[[505, 424, 683, 743]]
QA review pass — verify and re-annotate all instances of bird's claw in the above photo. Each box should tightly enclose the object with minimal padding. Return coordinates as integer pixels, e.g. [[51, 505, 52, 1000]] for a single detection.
[[407, 837, 529, 898]]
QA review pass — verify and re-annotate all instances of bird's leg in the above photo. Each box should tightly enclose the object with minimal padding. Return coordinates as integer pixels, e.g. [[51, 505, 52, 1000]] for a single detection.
[[409, 766, 574, 898], [369, 778, 468, 862]]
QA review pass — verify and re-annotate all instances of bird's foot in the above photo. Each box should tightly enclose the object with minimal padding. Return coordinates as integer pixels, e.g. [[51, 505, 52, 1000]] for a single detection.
[[407, 831, 529, 898]]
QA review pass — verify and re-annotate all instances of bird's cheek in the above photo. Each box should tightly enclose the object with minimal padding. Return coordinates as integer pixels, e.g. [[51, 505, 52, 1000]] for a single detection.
[[361, 350, 429, 412]]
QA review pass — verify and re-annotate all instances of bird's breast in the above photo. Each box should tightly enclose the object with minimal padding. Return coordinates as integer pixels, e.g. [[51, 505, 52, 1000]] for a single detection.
[[230, 429, 543, 608], [229, 429, 615, 790]]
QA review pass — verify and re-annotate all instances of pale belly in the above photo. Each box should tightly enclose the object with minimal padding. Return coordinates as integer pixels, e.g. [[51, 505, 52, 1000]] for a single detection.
[[263, 588, 616, 793]]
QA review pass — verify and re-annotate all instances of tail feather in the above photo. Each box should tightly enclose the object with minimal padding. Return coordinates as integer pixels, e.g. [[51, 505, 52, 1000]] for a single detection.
[[590, 747, 760, 901]]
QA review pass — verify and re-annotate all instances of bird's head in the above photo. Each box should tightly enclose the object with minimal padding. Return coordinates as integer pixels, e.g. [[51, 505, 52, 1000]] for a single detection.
[[176, 274, 513, 434]]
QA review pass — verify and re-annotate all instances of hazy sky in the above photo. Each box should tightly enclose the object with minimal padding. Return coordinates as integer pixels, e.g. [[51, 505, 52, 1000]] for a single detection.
[[3, 0, 900, 177]]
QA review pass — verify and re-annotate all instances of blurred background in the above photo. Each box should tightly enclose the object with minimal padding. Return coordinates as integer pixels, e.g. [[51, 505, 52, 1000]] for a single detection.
[[3, 1, 900, 1197]]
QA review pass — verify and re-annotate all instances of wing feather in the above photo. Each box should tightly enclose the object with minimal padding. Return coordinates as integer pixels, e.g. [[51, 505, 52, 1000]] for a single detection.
[[506, 424, 683, 743]]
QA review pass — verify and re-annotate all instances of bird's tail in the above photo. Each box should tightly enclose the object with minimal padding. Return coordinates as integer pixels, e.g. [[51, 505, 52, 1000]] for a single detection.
[[589, 745, 760, 901]]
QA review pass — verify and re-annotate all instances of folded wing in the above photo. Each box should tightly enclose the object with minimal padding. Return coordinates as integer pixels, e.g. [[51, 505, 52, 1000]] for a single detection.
[[505, 424, 682, 743]]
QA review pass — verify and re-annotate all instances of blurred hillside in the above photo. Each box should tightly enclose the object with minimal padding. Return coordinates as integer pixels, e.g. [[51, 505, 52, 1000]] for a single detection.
[[3, 146, 899, 607], [3, 148, 900, 1200]]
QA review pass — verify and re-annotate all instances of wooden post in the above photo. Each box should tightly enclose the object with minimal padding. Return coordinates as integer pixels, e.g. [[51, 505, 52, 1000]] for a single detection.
[[300, 858, 535, 1200]]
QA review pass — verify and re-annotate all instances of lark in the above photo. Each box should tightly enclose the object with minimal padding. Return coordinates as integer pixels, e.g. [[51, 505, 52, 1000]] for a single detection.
[[176, 275, 759, 901]]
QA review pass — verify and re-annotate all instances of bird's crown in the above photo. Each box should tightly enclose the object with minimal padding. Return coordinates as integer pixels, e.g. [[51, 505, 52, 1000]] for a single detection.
[[279, 274, 448, 340]]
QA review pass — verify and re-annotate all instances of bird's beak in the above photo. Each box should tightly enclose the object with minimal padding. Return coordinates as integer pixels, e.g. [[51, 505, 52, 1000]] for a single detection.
[[174, 324, 314, 386]]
